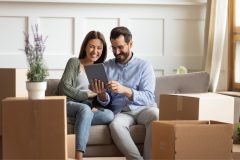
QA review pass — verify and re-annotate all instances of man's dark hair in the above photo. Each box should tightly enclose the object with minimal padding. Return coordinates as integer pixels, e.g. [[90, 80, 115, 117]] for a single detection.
[[110, 26, 132, 43]]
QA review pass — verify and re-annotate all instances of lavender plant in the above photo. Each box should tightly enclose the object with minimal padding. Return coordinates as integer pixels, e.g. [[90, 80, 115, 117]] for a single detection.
[[24, 25, 49, 82]]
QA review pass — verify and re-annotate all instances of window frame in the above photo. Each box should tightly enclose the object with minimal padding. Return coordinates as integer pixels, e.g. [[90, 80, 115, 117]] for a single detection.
[[229, 0, 240, 91]]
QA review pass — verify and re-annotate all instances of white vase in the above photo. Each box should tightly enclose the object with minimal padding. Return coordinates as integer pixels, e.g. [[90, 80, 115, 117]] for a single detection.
[[26, 81, 47, 99]]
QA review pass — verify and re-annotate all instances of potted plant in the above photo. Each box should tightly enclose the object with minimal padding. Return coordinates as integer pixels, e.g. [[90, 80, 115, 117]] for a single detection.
[[24, 24, 49, 99], [236, 123, 240, 144]]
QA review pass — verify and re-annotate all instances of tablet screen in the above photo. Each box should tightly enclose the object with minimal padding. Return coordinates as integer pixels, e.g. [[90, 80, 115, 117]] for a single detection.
[[84, 63, 108, 84]]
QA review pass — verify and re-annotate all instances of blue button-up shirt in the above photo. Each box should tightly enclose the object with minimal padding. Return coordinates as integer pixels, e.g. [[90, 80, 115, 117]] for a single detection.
[[98, 54, 156, 114]]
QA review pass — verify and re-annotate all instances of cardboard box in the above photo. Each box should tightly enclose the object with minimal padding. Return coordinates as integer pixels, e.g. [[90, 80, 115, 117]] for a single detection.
[[2, 96, 67, 159], [160, 93, 238, 124], [232, 144, 240, 160], [67, 134, 75, 159], [0, 68, 27, 135], [152, 120, 233, 160]]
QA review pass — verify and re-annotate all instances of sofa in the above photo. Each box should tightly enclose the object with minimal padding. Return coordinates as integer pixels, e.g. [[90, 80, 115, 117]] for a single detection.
[[45, 71, 210, 157]]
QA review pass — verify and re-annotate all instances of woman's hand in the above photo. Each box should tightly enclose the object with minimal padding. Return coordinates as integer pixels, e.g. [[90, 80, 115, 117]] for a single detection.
[[90, 79, 108, 101], [90, 79, 105, 93], [87, 91, 97, 98], [91, 107, 98, 112]]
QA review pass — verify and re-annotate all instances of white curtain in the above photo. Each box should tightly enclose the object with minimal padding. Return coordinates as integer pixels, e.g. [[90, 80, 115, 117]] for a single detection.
[[203, 0, 228, 92], [236, 42, 240, 82]]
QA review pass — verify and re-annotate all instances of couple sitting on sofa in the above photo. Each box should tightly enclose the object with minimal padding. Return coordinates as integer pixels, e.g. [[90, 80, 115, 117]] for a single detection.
[[56, 26, 159, 160]]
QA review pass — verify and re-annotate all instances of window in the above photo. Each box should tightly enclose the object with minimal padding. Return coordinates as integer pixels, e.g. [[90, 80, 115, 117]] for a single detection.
[[229, 0, 240, 91]]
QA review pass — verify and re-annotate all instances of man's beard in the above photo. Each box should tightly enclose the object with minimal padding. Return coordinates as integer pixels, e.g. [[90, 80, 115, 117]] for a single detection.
[[115, 51, 129, 63]]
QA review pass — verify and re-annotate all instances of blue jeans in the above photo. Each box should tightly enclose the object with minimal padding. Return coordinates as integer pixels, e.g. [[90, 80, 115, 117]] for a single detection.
[[67, 101, 114, 152]]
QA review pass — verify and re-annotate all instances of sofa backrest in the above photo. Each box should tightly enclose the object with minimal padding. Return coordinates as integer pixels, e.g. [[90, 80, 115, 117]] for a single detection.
[[46, 79, 60, 96], [46, 71, 210, 106], [154, 71, 209, 106]]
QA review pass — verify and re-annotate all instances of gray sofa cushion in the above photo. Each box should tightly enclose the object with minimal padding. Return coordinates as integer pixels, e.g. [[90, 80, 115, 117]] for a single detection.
[[89, 125, 112, 145], [68, 122, 145, 145], [84, 144, 123, 157], [129, 125, 146, 144]]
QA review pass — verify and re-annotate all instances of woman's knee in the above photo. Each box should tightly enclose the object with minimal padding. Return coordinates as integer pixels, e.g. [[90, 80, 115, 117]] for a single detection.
[[103, 109, 114, 124], [75, 104, 93, 119], [79, 104, 91, 112]]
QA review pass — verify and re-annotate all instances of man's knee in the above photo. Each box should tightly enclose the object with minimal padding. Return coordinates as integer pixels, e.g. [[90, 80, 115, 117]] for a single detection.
[[109, 119, 119, 132], [137, 107, 159, 125], [148, 107, 159, 121]]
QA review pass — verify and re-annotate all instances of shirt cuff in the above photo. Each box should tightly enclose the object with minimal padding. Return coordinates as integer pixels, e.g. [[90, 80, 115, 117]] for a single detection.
[[97, 93, 110, 106], [131, 89, 138, 102]]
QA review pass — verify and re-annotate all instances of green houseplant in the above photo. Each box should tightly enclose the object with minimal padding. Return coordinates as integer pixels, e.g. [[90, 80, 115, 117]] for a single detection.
[[24, 25, 49, 99], [237, 123, 240, 143], [176, 66, 188, 74]]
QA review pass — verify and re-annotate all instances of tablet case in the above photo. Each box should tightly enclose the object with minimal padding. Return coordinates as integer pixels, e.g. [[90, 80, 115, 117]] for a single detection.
[[84, 63, 108, 84]]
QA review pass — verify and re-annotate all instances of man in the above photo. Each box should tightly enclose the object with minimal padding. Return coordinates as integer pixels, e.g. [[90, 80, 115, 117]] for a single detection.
[[92, 26, 159, 160]]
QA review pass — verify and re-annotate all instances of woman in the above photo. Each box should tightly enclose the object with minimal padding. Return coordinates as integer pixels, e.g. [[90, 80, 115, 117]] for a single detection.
[[56, 31, 114, 160]]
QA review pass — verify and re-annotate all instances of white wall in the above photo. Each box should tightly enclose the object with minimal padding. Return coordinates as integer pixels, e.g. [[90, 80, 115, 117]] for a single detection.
[[0, 0, 207, 79]]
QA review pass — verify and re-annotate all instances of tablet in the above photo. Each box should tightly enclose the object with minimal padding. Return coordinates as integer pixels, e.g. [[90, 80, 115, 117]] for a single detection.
[[84, 63, 108, 84]]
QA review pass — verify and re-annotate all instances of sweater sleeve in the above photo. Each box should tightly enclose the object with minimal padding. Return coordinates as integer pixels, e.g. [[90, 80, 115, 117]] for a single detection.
[[57, 58, 88, 101]]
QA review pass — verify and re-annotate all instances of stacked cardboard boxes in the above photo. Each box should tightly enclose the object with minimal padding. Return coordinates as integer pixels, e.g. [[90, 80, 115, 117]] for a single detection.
[[0, 68, 27, 157], [152, 92, 237, 159]]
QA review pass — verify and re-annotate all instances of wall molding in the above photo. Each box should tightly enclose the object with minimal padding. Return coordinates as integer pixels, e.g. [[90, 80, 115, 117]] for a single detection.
[[0, 1, 206, 78], [0, 0, 207, 5]]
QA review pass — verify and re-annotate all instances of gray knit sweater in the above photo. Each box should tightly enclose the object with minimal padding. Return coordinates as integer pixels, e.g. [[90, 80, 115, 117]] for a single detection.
[[56, 57, 88, 102]]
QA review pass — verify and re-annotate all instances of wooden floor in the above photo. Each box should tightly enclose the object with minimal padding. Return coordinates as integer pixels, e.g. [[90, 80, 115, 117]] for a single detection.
[[83, 158, 126, 160], [69, 145, 240, 160], [82, 144, 240, 160], [69, 157, 126, 160]]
